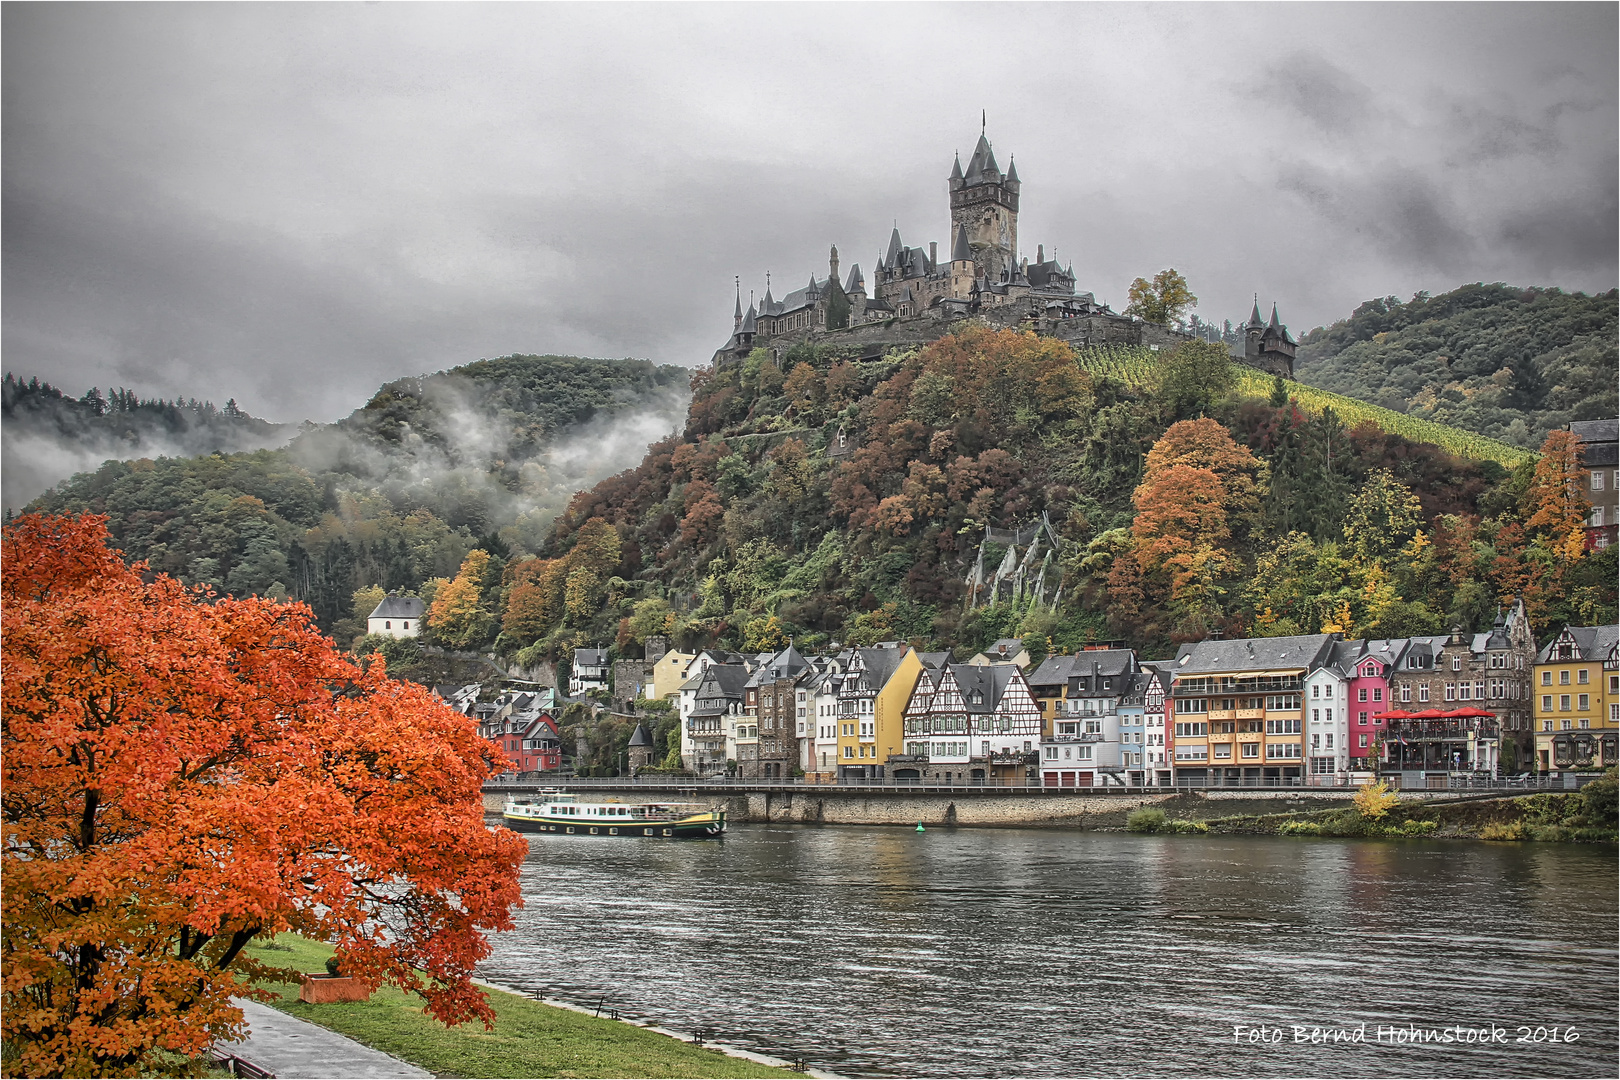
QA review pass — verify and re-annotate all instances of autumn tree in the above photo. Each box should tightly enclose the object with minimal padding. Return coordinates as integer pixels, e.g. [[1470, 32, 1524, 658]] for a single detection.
[[1131, 419, 1264, 634], [1125, 268, 1197, 328], [1525, 429, 1591, 560], [1, 514, 525, 1078], [428, 549, 494, 650]]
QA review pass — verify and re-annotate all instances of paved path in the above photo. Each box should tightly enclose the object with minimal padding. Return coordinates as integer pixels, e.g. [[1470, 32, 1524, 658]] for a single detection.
[[219, 998, 433, 1078]]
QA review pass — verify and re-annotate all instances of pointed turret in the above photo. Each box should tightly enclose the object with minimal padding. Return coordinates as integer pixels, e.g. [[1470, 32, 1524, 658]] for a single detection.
[[829, 244, 839, 287], [733, 280, 743, 331], [844, 263, 864, 295], [741, 302, 757, 335], [1006, 156, 1020, 184], [950, 152, 963, 182], [951, 223, 971, 263], [885, 226, 903, 268], [1247, 295, 1263, 328], [1268, 302, 1281, 329]]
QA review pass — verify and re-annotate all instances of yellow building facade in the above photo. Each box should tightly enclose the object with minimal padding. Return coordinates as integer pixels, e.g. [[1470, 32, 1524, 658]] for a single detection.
[[649, 649, 698, 702], [1532, 625, 1618, 771], [835, 646, 923, 779]]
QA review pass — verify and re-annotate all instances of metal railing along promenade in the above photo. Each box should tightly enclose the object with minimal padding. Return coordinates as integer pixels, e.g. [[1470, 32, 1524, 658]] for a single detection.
[[485, 772, 1603, 795]]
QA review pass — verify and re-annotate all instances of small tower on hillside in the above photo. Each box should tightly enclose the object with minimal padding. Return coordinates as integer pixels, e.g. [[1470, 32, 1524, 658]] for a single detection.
[[627, 723, 655, 772], [1244, 297, 1297, 377]]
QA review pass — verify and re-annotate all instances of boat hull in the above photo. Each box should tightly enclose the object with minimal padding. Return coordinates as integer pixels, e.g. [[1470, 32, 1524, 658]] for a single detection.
[[501, 811, 725, 839]]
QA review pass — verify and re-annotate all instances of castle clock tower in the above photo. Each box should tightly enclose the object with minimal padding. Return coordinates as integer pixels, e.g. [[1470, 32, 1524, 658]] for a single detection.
[[948, 129, 1020, 283]]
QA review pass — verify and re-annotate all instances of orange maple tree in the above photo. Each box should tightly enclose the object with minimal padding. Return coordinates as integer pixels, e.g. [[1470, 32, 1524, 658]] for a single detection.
[[1525, 428, 1591, 559], [2, 513, 527, 1078]]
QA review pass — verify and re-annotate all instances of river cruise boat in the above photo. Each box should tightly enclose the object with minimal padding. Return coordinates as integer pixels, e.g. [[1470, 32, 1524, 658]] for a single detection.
[[502, 791, 725, 838]]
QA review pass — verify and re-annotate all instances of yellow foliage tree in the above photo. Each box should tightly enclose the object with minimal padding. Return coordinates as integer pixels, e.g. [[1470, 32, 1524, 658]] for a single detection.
[[428, 550, 492, 650], [1353, 779, 1398, 820]]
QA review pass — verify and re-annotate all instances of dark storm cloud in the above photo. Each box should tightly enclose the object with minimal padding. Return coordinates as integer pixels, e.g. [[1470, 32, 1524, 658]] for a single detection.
[[3, 1, 1615, 432]]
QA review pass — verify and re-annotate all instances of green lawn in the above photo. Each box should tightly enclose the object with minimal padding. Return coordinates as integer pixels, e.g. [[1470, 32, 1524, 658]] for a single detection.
[[243, 935, 801, 1079]]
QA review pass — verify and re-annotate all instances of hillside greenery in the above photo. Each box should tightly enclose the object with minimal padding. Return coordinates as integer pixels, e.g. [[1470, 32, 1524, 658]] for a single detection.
[[487, 327, 1612, 668], [23, 324, 1615, 673], [25, 355, 688, 640], [1294, 283, 1617, 448]]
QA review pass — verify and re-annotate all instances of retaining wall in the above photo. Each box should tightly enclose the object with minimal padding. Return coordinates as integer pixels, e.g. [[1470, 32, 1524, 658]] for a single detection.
[[483, 786, 1368, 828]]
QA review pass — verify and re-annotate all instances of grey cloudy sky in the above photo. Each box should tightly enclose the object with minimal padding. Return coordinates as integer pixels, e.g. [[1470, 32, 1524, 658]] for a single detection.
[[5, 2, 1615, 423]]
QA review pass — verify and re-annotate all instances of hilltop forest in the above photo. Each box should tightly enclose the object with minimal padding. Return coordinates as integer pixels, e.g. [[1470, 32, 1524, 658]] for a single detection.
[[1294, 283, 1617, 448], [25, 355, 689, 643]]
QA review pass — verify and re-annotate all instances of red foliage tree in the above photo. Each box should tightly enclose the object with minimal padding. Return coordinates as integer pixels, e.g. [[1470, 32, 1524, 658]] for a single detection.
[[2, 514, 526, 1077]]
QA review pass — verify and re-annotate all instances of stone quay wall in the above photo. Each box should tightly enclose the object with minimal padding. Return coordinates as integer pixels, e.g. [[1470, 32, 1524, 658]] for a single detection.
[[483, 785, 1373, 828]]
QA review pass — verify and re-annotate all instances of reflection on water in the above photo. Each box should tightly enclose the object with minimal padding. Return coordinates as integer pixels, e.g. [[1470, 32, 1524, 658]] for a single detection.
[[478, 825, 1616, 1078]]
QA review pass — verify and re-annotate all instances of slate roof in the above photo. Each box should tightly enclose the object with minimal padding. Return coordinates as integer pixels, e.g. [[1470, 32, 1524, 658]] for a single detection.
[[369, 596, 425, 620], [628, 723, 653, 748], [575, 648, 608, 667], [1172, 634, 1336, 678], [951, 223, 971, 262], [1537, 624, 1620, 663], [844, 263, 864, 293]]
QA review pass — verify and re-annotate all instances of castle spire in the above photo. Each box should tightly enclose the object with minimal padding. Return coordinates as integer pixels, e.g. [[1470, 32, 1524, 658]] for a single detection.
[[734, 276, 742, 330], [952, 223, 971, 263], [950, 152, 963, 182], [1247, 294, 1263, 328], [1269, 302, 1281, 329], [1006, 156, 1019, 184]]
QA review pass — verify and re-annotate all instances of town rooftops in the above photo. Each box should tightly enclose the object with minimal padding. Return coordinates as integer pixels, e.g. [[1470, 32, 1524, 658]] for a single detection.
[[368, 595, 425, 620], [1172, 634, 1337, 678], [1537, 624, 1620, 664], [628, 723, 653, 748]]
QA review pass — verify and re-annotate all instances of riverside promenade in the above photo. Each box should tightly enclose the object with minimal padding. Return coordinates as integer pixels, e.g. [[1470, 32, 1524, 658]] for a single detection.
[[480, 776, 1548, 827], [216, 998, 432, 1079]]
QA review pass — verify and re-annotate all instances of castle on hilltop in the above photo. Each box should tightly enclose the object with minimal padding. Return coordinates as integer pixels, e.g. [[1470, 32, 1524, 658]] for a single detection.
[[715, 128, 1297, 378]]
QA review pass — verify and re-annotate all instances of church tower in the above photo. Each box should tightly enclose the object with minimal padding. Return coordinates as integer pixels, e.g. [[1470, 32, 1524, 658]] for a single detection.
[[948, 126, 1020, 284]]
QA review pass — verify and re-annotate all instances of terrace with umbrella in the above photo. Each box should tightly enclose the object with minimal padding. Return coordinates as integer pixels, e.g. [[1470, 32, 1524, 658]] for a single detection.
[[1373, 706, 1501, 775]]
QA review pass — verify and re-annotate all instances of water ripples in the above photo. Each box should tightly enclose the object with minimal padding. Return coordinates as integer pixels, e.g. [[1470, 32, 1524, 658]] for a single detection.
[[477, 824, 1616, 1077]]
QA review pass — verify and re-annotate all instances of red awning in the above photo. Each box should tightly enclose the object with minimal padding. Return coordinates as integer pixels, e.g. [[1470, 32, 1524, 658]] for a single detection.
[[1372, 709, 1414, 720]]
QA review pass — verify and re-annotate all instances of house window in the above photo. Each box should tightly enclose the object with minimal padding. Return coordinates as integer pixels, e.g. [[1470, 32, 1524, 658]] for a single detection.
[[1452, 657, 1463, 671], [844, 746, 853, 758], [1560, 670, 1571, 685], [1241, 743, 1259, 758], [1359, 735, 1368, 748], [1326, 733, 1333, 749], [1542, 695, 1553, 712], [1419, 685, 1430, 702], [1312, 685, 1320, 698], [1561, 719, 1573, 731], [1358, 712, 1368, 725], [1578, 694, 1590, 710], [1373, 688, 1382, 702], [1579, 718, 1590, 729], [385, 621, 391, 629], [1400, 686, 1411, 703], [1358, 688, 1368, 702], [1541, 671, 1552, 685], [1444, 684, 1456, 701], [403, 621, 409, 630], [1578, 669, 1590, 684], [1560, 695, 1571, 711], [1595, 471, 1607, 490]]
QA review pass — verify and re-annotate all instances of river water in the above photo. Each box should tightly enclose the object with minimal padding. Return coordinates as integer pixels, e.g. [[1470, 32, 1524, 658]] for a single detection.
[[477, 824, 1616, 1078]]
